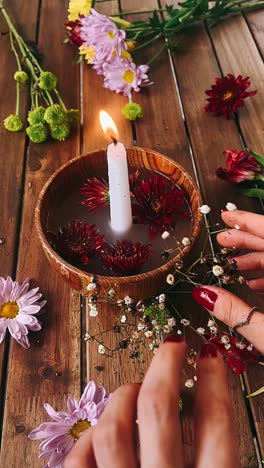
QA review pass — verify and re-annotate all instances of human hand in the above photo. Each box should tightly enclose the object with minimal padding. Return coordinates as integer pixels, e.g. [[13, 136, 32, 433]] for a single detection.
[[192, 209, 264, 353], [217, 209, 264, 291], [64, 338, 239, 468]]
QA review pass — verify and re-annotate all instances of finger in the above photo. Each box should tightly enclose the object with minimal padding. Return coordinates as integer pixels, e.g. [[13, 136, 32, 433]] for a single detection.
[[92, 384, 140, 468], [221, 210, 264, 239], [138, 336, 186, 468], [247, 277, 264, 291], [192, 286, 264, 353], [64, 429, 96, 468], [229, 251, 264, 271], [194, 344, 239, 468], [217, 229, 264, 251]]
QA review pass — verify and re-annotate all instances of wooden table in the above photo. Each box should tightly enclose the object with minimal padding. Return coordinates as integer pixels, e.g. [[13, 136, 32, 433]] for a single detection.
[[0, 1, 264, 466]]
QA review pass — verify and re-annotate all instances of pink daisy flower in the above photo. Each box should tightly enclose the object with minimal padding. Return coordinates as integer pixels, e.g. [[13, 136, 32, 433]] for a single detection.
[[0, 276, 46, 349], [29, 381, 110, 468], [80, 9, 126, 61], [103, 58, 150, 96]]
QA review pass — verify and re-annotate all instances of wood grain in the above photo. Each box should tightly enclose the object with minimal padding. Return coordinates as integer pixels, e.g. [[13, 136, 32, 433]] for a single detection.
[[209, 15, 264, 459], [0, 0, 39, 431], [0, 1, 81, 466]]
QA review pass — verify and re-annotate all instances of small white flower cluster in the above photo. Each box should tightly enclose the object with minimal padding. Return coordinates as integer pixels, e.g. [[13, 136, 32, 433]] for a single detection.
[[208, 318, 218, 334], [166, 274, 175, 285], [87, 276, 97, 291], [161, 230, 170, 240], [212, 264, 224, 277], [98, 344, 106, 355], [199, 204, 211, 215]]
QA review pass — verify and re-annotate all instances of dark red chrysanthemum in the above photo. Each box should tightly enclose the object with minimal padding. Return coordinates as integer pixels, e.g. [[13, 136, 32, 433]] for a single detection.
[[207, 331, 262, 375], [47, 221, 106, 266], [216, 149, 262, 183], [65, 19, 84, 46], [132, 175, 189, 236], [101, 240, 152, 275], [81, 177, 109, 211], [81, 170, 141, 212], [205, 74, 257, 118]]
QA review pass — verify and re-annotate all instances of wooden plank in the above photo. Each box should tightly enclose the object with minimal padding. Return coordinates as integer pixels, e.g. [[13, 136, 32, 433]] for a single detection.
[[244, 9, 264, 59], [0, 0, 39, 429], [208, 15, 264, 458], [0, 0, 81, 466], [148, 7, 260, 465], [209, 15, 264, 156]]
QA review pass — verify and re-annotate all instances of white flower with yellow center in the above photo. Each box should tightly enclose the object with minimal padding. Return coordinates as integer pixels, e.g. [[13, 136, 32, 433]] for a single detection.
[[0, 276, 46, 348]]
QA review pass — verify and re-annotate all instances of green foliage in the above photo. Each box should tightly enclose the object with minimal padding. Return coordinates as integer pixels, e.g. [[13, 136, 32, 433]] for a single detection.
[[240, 188, 264, 199], [26, 122, 49, 143], [27, 106, 46, 125], [121, 102, 143, 121], [38, 71, 58, 91], [50, 123, 70, 141], [14, 70, 28, 83], [4, 114, 23, 132]]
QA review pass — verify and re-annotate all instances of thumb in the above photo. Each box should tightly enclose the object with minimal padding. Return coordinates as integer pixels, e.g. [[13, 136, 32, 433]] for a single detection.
[[192, 286, 264, 353]]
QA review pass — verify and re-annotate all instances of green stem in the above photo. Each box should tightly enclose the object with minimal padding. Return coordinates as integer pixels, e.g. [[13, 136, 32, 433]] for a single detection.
[[111, 9, 167, 17], [43, 90, 54, 106], [230, 3, 264, 13], [53, 89, 67, 110], [15, 81, 20, 115], [9, 30, 21, 70], [133, 32, 162, 51], [255, 175, 264, 183], [147, 43, 167, 65]]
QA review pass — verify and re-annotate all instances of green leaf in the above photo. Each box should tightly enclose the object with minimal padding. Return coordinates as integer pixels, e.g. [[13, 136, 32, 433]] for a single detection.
[[248, 149, 264, 168], [240, 188, 264, 199], [247, 386, 264, 398]]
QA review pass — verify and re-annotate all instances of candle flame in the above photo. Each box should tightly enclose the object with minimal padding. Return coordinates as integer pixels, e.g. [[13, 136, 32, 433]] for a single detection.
[[99, 110, 119, 142]]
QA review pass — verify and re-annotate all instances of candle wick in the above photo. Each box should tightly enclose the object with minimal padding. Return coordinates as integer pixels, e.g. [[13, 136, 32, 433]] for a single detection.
[[111, 136, 118, 145]]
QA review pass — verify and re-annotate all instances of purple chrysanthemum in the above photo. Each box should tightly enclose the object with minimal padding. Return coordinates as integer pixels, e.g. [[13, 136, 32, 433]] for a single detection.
[[80, 9, 126, 62], [29, 381, 110, 468], [103, 58, 150, 96], [0, 276, 46, 349]]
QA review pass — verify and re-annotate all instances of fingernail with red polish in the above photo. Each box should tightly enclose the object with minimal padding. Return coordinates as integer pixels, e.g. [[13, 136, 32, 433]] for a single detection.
[[199, 343, 217, 358], [164, 334, 184, 343], [192, 287, 218, 312]]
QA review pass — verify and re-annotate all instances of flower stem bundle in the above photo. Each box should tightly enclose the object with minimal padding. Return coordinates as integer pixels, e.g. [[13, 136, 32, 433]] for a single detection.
[[0, 0, 79, 143]]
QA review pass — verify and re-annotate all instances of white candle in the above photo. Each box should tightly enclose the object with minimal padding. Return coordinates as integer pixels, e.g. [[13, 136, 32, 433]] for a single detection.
[[107, 141, 133, 233]]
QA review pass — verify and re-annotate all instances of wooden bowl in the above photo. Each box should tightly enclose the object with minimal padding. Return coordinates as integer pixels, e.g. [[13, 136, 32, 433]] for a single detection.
[[35, 147, 202, 300]]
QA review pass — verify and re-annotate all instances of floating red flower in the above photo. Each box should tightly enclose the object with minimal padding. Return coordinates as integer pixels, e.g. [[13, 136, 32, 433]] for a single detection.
[[216, 149, 262, 183], [81, 170, 141, 212], [132, 175, 189, 236], [205, 74, 257, 118], [101, 240, 152, 275], [81, 177, 109, 211], [65, 19, 84, 47], [47, 221, 106, 266], [207, 331, 262, 375]]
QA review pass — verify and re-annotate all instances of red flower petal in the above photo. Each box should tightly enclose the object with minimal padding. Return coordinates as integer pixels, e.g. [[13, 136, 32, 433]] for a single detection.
[[101, 240, 152, 275], [47, 221, 106, 266], [205, 73, 257, 118]]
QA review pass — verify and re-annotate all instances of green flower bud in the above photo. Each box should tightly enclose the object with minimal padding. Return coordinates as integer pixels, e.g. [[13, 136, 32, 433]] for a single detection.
[[14, 71, 29, 83], [121, 102, 143, 121], [27, 106, 46, 125], [4, 114, 23, 132], [38, 71, 58, 91], [44, 104, 66, 125], [66, 109, 80, 125], [50, 123, 70, 141], [26, 123, 49, 143]]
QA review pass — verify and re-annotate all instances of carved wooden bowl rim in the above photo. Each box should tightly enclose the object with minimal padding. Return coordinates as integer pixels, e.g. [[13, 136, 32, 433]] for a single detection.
[[35, 147, 203, 285]]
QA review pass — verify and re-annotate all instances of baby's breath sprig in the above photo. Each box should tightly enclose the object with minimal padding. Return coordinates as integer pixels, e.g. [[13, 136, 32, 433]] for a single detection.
[[0, 0, 79, 143]]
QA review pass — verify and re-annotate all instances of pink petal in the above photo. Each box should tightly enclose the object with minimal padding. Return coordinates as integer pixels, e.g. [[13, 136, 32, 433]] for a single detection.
[[43, 404, 67, 422]]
